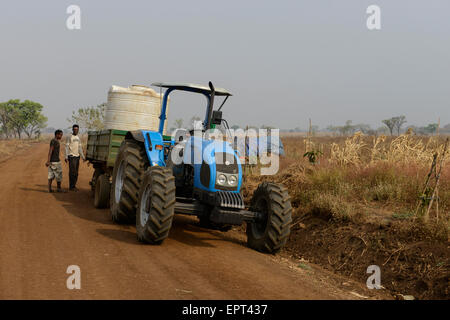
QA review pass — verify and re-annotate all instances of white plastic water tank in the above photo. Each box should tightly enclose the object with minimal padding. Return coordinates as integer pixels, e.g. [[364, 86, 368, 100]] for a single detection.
[[104, 85, 169, 134]]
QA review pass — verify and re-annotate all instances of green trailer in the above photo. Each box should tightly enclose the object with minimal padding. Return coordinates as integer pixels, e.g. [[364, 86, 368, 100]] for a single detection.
[[86, 129, 128, 208], [86, 129, 173, 208]]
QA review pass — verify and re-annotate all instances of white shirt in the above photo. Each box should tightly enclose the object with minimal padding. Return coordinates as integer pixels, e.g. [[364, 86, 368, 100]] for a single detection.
[[65, 134, 85, 160]]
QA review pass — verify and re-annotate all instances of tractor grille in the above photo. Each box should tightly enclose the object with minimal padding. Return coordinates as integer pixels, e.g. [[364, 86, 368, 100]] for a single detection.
[[216, 191, 245, 209]]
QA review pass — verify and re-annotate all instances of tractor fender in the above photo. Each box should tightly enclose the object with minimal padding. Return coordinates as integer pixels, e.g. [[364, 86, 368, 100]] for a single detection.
[[124, 130, 165, 167], [125, 130, 145, 143]]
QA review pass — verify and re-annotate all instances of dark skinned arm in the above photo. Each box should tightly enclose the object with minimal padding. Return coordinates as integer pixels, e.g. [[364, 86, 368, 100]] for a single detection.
[[46, 145, 54, 167]]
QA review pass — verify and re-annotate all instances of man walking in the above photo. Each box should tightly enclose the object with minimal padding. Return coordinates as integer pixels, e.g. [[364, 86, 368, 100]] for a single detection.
[[46, 129, 64, 193], [65, 124, 86, 191]]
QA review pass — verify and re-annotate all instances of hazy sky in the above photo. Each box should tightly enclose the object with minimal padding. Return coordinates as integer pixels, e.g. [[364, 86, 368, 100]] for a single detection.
[[1, 0, 449, 130]]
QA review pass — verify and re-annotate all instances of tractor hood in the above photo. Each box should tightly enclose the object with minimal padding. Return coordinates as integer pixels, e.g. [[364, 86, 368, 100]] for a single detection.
[[184, 136, 242, 193]]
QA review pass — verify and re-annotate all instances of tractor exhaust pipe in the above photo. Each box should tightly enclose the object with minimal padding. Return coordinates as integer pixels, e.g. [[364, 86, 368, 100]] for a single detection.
[[206, 81, 215, 130]]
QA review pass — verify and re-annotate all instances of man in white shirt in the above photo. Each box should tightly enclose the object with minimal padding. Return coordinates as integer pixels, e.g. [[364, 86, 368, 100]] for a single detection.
[[65, 124, 86, 191]]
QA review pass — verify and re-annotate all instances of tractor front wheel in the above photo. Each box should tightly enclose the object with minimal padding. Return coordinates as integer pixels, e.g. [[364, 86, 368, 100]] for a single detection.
[[136, 166, 176, 244], [246, 182, 292, 253]]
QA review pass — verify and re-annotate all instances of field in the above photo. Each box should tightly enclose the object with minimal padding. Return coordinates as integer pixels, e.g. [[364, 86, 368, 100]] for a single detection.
[[0, 139, 42, 163], [243, 133, 449, 300], [1, 134, 447, 300]]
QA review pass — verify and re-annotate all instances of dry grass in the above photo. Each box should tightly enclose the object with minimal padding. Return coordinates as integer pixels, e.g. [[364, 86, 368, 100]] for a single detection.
[[0, 139, 41, 163], [243, 133, 449, 299], [244, 133, 450, 225]]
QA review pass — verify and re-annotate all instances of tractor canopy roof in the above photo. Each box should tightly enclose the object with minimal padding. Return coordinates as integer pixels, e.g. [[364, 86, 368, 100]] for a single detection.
[[151, 82, 232, 96]]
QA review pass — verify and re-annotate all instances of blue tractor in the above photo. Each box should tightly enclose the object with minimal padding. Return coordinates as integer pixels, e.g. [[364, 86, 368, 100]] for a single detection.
[[109, 82, 292, 253]]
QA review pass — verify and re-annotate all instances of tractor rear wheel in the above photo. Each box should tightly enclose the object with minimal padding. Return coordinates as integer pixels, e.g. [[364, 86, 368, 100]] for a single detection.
[[246, 182, 292, 253], [136, 166, 176, 244], [94, 174, 110, 209], [110, 140, 148, 224]]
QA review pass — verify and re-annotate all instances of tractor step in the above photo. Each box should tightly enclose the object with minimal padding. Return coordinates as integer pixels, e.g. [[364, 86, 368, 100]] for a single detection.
[[209, 207, 260, 225], [174, 201, 204, 216], [174, 199, 261, 225]]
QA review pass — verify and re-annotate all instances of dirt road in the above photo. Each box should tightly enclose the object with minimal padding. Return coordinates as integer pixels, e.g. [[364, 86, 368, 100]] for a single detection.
[[0, 143, 378, 299]]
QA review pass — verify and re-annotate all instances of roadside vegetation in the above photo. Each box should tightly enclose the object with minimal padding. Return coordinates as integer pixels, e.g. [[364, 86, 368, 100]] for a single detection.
[[0, 139, 44, 163], [0, 99, 47, 139], [67, 103, 106, 131], [0, 99, 48, 162], [243, 132, 449, 300]]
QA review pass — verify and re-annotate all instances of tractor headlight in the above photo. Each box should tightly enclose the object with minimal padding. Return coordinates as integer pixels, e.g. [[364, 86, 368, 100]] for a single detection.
[[217, 174, 227, 185], [228, 175, 237, 186]]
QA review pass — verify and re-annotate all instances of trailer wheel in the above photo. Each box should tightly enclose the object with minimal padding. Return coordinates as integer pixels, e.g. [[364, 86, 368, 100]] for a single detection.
[[246, 182, 292, 253], [90, 168, 102, 196], [110, 140, 148, 223], [136, 166, 176, 244], [94, 174, 110, 209]]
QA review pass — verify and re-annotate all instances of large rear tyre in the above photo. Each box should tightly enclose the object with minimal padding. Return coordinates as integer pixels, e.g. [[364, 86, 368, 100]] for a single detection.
[[110, 140, 148, 224], [246, 182, 292, 253], [94, 174, 110, 209], [136, 167, 176, 244]]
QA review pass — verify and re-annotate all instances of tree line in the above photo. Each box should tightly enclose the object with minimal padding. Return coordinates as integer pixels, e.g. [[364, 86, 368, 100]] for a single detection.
[[294, 115, 448, 136], [0, 99, 47, 139], [68, 104, 450, 137]]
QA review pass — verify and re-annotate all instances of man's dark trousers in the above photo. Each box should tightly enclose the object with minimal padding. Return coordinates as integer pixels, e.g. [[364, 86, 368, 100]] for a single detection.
[[68, 156, 80, 189]]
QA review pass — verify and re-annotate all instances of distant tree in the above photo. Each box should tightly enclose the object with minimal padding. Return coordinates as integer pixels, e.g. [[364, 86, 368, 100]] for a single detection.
[[325, 121, 360, 136], [382, 118, 396, 135], [231, 125, 240, 130], [325, 125, 339, 135], [19, 100, 48, 138], [423, 123, 438, 135], [393, 115, 407, 135], [336, 120, 355, 136], [442, 123, 450, 133], [68, 103, 106, 131], [310, 125, 319, 136], [376, 126, 389, 135], [383, 115, 407, 136], [23, 113, 47, 138], [354, 123, 373, 134], [0, 99, 47, 139], [0, 100, 18, 138]]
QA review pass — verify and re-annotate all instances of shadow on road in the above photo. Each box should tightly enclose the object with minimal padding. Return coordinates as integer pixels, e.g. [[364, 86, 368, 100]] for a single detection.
[[96, 228, 141, 245], [95, 216, 236, 248], [19, 187, 50, 194], [22, 183, 246, 248]]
